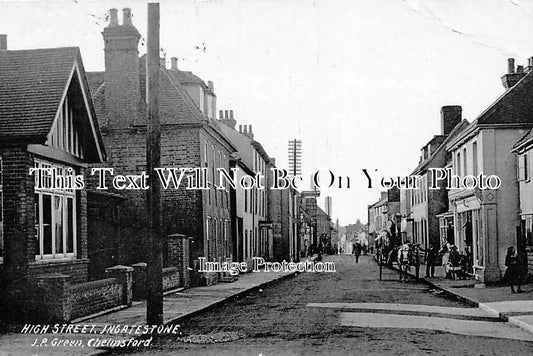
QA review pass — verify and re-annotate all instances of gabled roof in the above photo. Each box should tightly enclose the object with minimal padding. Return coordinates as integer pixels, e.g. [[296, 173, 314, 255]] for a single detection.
[[0, 47, 76, 141], [87, 60, 204, 127], [0, 47, 106, 162], [411, 120, 470, 175], [448, 70, 533, 150], [512, 128, 533, 152], [476, 71, 533, 126], [86, 60, 235, 152]]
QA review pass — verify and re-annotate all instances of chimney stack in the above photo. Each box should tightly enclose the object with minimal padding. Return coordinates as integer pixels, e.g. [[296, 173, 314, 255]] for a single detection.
[[218, 109, 237, 129], [440, 105, 462, 136], [247, 124, 254, 139], [109, 8, 119, 26], [0, 34, 6, 50], [160, 57, 166, 68], [123, 8, 133, 26], [171, 57, 178, 70], [502, 58, 525, 89], [102, 7, 141, 128], [208, 80, 214, 92], [508, 58, 515, 74]]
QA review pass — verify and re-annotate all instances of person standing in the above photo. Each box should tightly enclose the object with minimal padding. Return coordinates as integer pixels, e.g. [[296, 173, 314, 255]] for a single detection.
[[504, 246, 524, 293], [424, 244, 437, 278], [398, 241, 411, 283], [464, 246, 473, 274], [439, 243, 451, 279], [412, 244, 421, 279], [354, 243, 362, 263]]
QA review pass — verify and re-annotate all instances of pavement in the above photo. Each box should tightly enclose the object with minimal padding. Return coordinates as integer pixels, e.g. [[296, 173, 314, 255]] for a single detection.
[[386, 257, 533, 335], [2, 255, 533, 355], [0, 266, 298, 356]]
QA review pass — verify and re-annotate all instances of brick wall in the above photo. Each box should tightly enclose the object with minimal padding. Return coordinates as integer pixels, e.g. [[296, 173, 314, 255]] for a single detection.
[[70, 278, 122, 320], [162, 266, 180, 291], [0, 147, 34, 284], [166, 234, 190, 288], [29, 259, 89, 284], [87, 191, 124, 279], [88, 123, 233, 287]]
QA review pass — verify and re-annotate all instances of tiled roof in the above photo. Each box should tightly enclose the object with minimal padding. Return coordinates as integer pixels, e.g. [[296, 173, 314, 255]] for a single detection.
[[86, 60, 236, 152], [0, 47, 78, 142], [477, 70, 533, 125], [87, 59, 206, 127], [173, 70, 205, 85]]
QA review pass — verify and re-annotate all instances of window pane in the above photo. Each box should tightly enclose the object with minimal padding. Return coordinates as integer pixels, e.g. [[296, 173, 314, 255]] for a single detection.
[[66, 197, 74, 253], [34, 193, 40, 253], [54, 195, 63, 255], [43, 194, 52, 255]]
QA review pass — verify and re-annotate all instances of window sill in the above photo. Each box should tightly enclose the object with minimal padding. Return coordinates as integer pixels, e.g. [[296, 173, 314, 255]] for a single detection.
[[31, 257, 88, 265]]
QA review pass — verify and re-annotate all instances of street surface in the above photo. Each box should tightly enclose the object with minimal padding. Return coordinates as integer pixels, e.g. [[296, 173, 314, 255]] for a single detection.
[[113, 255, 533, 355]]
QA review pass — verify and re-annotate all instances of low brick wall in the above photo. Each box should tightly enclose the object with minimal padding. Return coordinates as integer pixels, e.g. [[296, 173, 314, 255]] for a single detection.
[[27, 264, 132, 322], [163, 267, 180, 291], [70, 278, 123, 320]]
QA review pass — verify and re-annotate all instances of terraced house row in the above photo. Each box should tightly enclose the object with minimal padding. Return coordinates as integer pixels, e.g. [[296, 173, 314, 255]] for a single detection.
[[368, 58, 533, 282], [0, 8, 328, 323]]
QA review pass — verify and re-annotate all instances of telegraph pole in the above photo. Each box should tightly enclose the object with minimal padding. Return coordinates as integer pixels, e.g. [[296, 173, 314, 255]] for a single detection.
[[146, 2, 163, 325]]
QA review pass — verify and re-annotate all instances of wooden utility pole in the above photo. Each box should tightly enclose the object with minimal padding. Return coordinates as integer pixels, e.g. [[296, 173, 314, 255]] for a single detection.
[[146, 2, 163, 325]]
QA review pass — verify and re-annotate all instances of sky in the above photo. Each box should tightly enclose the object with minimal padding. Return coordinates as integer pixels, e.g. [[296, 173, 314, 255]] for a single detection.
[[2, 0, 533, 225]]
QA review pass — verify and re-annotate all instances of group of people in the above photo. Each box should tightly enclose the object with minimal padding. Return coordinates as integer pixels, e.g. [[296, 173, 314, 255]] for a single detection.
[[437, 243, 473, 280], [389, 240, 527, 294], [391, 240, 473, 282]]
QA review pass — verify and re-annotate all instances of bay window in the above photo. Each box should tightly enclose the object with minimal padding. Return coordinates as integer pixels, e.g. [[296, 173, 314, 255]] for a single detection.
[[34, 159, 76, 260]]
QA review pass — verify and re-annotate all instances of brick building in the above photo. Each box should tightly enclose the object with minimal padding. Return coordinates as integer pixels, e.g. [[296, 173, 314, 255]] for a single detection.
[[408, 106, 468, 251], [0, 41, 107, 320], [268, 160, 300, 262], [86, 9, 235, 285], [444, 58, 533, 282], [367, 188, 400, 248], [218, 111, 273, 264]]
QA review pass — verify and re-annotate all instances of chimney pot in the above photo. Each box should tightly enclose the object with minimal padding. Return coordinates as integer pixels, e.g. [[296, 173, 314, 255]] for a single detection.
[[219, 110, 223, 119], [440, 105, 462, 136], [243, 126, 248, 134], [123, 8, 133, 26], [239, 125, 242, 133], [171, 57, 178, 70], [508, 58, 515, 74], [225, 110, 229, 119], [160, 57, 166, 68], [230, 110, 234, 119], [249, 124, 252, 133], [0, 34, 6, 50], [208, 80, 214, 92], [109, 8, 119, 26]]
